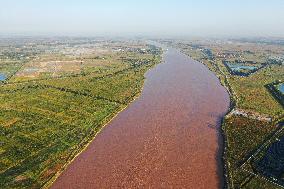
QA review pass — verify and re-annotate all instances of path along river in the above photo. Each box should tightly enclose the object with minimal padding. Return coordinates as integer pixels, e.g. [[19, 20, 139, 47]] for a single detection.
[[52, 47, 230, 188]]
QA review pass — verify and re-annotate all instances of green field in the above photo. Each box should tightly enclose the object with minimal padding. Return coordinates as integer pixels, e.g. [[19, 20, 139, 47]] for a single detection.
[[0, 41, 162, 188]]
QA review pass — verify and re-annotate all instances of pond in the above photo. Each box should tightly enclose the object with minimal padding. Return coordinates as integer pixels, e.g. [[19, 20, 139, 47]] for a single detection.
[[0, 73, 7, 81], [227, 63, 258, 72], [278, 83, 284, 94]]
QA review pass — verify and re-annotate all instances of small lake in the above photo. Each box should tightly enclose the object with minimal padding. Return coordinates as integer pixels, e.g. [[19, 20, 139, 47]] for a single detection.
[[0, 73, 7, 81], [227, 63, 258, 71], [278, 83, 284, 94]]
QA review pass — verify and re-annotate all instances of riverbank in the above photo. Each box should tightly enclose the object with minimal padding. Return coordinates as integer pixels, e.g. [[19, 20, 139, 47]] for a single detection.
[[175, 41, 284, 188], [181, 51, 280, 188], [43, 59, 162, 188]]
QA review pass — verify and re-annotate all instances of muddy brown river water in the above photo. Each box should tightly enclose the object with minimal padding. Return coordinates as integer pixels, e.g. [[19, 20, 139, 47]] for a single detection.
[[52, 48, 230, 189]]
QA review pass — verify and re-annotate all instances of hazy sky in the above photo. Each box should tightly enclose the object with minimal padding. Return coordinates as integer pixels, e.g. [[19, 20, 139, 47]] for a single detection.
[[1, 0, 284, 37]]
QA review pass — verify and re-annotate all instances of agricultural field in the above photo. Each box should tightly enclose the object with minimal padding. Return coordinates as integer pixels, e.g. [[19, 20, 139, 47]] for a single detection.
[[0, 38, 162, 188], [165, 38, 284, 188]]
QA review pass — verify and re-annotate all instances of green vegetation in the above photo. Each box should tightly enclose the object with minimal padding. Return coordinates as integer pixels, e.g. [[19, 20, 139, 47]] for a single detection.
[[228, 65, 284, 117], [223, 116, 279, 188], [0, 39, 162, 188]]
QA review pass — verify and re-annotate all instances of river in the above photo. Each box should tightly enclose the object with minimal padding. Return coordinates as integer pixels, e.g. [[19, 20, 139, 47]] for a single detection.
[[52, 47, 230, 188]]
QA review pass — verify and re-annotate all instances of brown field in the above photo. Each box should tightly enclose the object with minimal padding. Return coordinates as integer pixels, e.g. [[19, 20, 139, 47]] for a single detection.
[[15, 60, 83, 78]]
